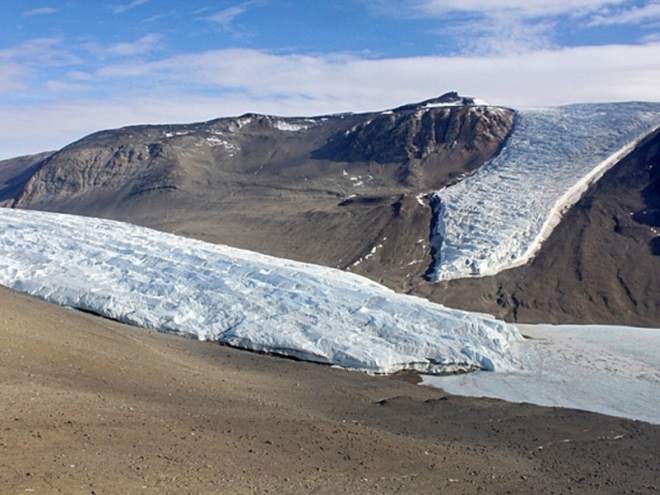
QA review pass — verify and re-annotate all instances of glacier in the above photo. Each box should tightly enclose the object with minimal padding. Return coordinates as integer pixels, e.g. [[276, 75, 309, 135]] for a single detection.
[[0, 208, 522, 375], [427, 102, 660, 281]]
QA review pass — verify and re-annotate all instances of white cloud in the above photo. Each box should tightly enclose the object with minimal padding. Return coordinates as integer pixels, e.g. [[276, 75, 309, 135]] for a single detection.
[[97, 44, 660, 106], [0, 38, 79, 67], [589, 2, 660, 25], [206, 1, 266, 32], [0, 63, 29, 93], [641, 32, 660, 42], [368, 0, 660, 28], [208, 5, 250, 30], [369, 0, 630, 18], [145, 10, 177, 23], [0, 38, 80, 94], [109, 0, 149, 15], [2, 42, 660, 160], [43, 80, 91, 93], [22, 7, 58, 16], [366, 1, 655, 53], [444, 12, 557, 54], [106, 34, 163, 56]]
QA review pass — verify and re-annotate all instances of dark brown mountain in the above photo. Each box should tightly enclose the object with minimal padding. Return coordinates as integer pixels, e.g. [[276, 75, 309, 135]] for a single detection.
[[1, 93, 658, 326], [0, 151, 55, 208], [0, 94, 512, 281]]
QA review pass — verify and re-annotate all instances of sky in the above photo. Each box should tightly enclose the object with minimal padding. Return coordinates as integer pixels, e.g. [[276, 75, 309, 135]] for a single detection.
[[1, 0, 660, 159]]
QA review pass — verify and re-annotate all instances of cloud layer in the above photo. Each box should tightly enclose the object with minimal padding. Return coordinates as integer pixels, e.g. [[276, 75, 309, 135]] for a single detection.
[[370, 0, 660, 22], [1, 1, 659, 159]]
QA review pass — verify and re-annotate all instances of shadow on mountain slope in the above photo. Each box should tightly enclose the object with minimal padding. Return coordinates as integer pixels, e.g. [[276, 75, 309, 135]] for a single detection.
[[0, 152, 53, 207]]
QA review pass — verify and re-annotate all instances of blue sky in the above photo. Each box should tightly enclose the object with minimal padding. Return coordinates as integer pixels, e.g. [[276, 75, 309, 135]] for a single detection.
[[1, 0, 660, 159]]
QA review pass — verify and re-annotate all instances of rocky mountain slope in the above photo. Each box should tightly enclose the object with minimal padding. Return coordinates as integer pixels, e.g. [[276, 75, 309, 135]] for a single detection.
[[419, 127, 660, 326], [1, 92, 658, 326], [0, 93, 512, 283]]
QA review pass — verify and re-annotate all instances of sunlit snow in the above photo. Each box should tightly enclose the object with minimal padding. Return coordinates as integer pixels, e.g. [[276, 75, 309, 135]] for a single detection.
[[272, 120, 309, 132], [428, 102, 660, 281], [0, 208, 522, 375]]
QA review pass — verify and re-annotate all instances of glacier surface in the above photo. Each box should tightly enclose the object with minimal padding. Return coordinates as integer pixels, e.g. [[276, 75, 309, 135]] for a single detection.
[[0, 208, 522, 375], [428, 102, 660, 281]]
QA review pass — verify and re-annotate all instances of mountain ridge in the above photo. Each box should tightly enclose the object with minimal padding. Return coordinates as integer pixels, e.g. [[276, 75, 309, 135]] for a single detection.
[[1, 94, 659, 326]]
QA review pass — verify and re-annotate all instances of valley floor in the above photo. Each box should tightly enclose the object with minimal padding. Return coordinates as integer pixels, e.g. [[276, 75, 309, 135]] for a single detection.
[[1, 285, 659, 494]]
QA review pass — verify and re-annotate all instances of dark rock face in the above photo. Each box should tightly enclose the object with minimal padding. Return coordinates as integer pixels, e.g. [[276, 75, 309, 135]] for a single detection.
[[632, 148, 660, 234], [313, 106, 510, 167], [9, 103, 513, 210], [0, 151, 54, 207]]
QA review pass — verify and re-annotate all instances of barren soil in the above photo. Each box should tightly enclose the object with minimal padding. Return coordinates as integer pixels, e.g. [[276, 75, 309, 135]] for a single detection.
[[2, 285, 659, 494]]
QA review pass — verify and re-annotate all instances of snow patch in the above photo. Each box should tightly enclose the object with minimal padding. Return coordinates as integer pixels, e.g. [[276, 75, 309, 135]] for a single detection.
[[272, 120, 310, 132], [351, 244, 384, 267], [228, 117, 252, 132], [365, 244, 383, 261], [423, 102, 462, 109], [163, 130, 191, 138], [205, 137, 238, 154]]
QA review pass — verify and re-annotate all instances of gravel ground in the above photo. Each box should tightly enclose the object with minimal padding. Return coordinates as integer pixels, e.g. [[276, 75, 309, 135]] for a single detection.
[[1, 285, 659, 494]]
